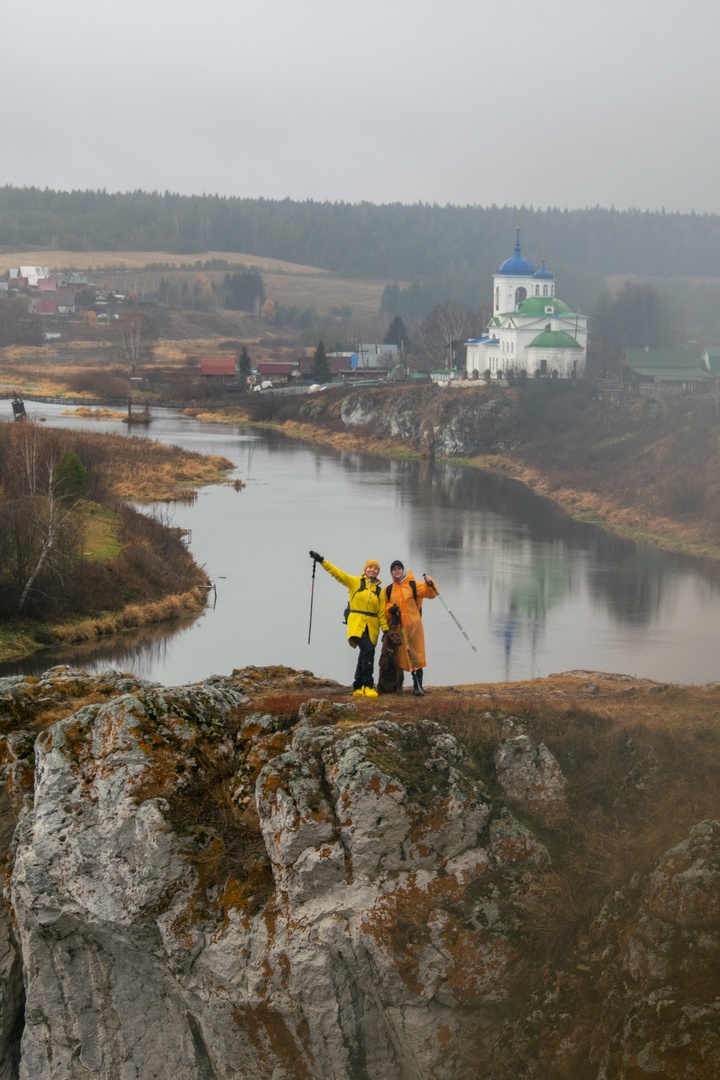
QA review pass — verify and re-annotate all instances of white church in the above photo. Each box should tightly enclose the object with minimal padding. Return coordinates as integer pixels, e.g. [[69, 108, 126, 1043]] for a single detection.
[[465, 226, 587, 379]]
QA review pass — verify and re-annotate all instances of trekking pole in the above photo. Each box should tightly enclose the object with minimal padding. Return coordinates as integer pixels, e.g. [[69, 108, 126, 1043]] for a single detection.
[[425, 575, 478, 654], [307, 559, 317, 645]]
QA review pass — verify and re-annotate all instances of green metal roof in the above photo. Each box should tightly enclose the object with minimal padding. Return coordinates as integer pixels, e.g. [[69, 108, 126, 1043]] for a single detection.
[[516, 297, 574, 317], [528, 330, 582, 349], [630, 366, 713, 383], [624, 348, 705, 371]]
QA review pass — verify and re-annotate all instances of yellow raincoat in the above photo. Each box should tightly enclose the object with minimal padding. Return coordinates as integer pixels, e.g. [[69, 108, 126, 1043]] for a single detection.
[[384, 571, 437, 670], [321, 560, 389, 646]]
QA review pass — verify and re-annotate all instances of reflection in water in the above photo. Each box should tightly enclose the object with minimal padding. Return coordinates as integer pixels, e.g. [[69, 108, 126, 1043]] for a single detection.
[[3, 404, 720, 686], [0, 618, 196, 682]]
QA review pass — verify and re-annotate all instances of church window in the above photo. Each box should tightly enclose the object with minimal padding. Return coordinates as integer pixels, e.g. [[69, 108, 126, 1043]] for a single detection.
[[515, 286, 527, 308], [495, 287, 499, 312], [543, 285, 548, 296]]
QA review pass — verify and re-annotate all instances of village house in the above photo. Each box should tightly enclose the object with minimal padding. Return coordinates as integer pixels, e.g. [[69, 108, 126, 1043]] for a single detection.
[[16, 266, 50, 288], [622, 347, 714, 395], [200, 357, 239, 384]]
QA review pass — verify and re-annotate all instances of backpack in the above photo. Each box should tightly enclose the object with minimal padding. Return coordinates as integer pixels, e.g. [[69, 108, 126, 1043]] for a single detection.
[[343, 576, 382, 623]]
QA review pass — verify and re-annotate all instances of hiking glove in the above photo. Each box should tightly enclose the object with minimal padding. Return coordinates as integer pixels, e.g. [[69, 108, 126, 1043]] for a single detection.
[[309, 550, 324, 563]]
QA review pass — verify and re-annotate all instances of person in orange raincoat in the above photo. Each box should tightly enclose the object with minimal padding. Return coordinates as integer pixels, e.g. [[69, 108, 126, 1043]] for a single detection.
[[384, 560, 437, 696]]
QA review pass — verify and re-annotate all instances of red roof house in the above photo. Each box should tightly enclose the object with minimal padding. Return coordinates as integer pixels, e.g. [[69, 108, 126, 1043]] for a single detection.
[[201, 357, 237, 379]]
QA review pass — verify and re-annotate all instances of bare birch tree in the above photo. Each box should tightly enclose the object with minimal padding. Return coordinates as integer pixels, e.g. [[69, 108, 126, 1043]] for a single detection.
[[14, 420, 42, 495], [17, 459, 85, 614], [414, 303, 484, 369], [115, 311, 157, 375]]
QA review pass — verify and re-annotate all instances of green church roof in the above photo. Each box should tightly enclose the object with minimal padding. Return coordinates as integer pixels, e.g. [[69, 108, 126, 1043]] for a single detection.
[[516, 297, 574, 317], [528, 330, 582, 349]]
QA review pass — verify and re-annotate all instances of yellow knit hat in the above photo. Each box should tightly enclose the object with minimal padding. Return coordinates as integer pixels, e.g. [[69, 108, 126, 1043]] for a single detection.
[[364, 559, 380, 573]]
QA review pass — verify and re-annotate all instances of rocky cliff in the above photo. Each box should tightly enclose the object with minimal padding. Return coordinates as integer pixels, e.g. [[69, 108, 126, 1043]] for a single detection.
[[293, 382, 596, 460], [1, 665, 720, 1079]]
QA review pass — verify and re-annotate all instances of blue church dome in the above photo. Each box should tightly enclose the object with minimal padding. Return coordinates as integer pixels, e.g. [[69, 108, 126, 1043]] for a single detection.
[[498, 230, 536, 276], [533, 259, 554, 280]]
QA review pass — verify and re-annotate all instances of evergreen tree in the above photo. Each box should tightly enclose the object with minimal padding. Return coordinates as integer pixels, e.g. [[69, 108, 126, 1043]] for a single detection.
[[311, 340, 331, 382], [237, 346, 252, 377], [223, 269, 266, 311], [384, 315, 410, 350], [55, 450, 89, 501]]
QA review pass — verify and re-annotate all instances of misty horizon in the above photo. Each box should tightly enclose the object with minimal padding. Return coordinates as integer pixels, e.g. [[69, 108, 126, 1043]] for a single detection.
[[3, 0, 719, 217]]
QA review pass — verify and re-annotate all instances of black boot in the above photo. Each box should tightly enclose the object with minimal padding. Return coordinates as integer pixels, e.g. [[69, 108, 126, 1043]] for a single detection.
[[411, 670, 424, 696]]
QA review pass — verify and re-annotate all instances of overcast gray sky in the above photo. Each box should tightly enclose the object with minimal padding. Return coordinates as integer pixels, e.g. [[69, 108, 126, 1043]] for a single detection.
[[2, 0, 718, 213]]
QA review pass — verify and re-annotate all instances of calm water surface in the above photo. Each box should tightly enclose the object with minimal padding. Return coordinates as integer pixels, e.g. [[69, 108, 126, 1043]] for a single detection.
[[4, 402, 720, 687]]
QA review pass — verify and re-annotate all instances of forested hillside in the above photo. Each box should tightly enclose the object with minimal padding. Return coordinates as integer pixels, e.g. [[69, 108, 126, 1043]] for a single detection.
[[5, 187, 720, 332], [2, 186, 719, 283]]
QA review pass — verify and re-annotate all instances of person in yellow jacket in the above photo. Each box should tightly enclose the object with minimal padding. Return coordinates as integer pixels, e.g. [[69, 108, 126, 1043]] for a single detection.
[[309, 551, 389, 697], [384, 560, 437, 696]]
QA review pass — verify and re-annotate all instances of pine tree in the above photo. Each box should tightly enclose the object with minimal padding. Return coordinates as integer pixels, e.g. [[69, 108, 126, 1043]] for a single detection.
[[237, 346, 252, 377], [311, 340, 331, 382], [384, 315, 410, 350]]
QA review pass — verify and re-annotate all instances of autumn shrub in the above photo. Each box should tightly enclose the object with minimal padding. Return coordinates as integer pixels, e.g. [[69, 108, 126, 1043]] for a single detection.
[[64, 368, 129, 399], [666, 478, 706, 517]]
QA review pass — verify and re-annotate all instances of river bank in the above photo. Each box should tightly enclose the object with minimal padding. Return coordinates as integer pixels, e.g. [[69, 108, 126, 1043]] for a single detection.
[[0, 421, 233, 663], [185, 384, 720, 561]]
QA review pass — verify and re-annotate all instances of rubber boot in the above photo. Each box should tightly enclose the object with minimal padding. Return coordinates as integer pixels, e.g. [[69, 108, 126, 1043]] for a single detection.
[[411, 671, 424, 696]]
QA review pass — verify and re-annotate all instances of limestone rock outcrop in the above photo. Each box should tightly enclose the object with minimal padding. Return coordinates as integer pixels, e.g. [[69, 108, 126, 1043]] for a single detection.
[[333, 386, 524, 456], [0, 667, 555, 1080], [1, 665, 719, 1079]]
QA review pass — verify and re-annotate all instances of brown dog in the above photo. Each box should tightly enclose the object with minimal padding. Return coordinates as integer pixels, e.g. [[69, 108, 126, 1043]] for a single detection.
[[377, 606, 404, 694]]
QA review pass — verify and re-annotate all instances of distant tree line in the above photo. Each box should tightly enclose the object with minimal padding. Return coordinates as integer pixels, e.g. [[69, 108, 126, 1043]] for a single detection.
[[4, 186, 720, 288]]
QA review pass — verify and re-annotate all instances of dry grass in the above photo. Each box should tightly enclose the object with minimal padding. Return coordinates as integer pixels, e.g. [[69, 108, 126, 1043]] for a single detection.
[[43, 588, 208, 646], [105, 449, 233, 502], [3, 248, 387, 318], [2, 249, 328, 275], [65, 407, 127, 421]]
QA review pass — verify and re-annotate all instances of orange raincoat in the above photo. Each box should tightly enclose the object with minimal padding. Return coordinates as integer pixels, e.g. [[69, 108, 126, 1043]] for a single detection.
[[384, 571, 437, 671]]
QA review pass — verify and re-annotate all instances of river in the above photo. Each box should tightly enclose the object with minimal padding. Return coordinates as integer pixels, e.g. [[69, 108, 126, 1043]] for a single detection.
[[3, 402, 720, 687]]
